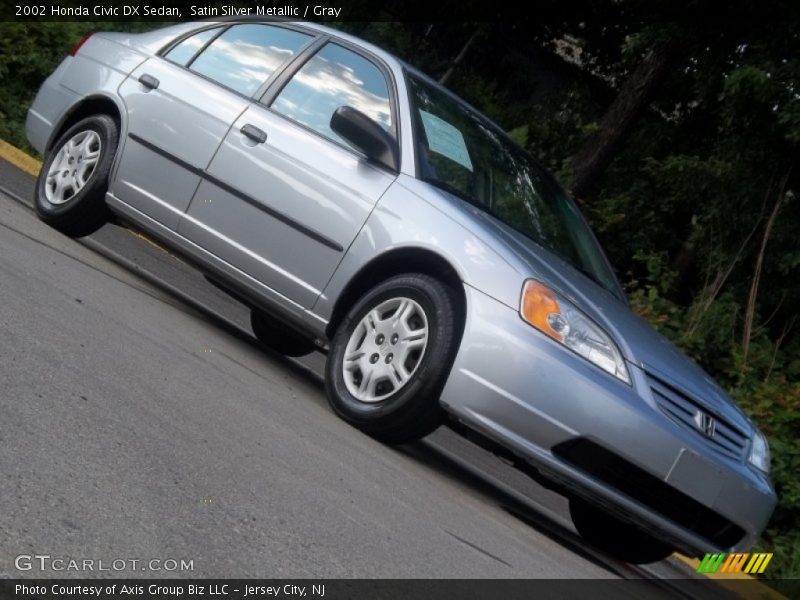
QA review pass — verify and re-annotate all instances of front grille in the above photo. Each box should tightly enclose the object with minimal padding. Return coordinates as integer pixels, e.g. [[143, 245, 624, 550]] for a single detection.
[[553, 438, 745, 548], [647, 373, 749, 461]]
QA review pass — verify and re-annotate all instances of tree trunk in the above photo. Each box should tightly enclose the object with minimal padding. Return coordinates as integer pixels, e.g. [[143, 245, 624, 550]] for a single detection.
[[569, 41, 675, 199], [439, 27, 482, 86]]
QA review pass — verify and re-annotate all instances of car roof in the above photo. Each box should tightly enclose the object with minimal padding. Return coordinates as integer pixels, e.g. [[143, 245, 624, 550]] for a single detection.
[[129, 19, 510, 143], [214, 17, 406, 73]]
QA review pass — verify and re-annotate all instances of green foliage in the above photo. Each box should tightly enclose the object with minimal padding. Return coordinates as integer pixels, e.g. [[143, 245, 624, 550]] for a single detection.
[[0, 22, 153, 152]]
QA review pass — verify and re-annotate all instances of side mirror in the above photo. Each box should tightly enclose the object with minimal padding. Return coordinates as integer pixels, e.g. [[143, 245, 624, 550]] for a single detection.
[[330, 106, 398, 172]]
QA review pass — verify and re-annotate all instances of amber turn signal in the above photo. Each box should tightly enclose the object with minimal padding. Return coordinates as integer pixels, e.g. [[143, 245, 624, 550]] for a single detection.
[[520, 281, 563, 341]]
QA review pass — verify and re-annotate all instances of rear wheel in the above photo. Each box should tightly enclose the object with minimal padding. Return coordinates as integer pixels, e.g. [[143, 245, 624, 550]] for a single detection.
[[250, 309, 316, 357], [34, 114, 118, 237], [325, 274, 460, 444], [569, 497, 674, 564]]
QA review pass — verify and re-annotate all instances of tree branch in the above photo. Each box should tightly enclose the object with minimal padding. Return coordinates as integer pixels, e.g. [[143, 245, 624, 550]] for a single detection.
[[742, 168, 792, 370]]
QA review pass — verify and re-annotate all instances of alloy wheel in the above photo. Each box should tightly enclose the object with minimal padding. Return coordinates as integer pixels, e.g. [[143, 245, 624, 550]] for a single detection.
[[44, 130, 102, 205], [342, 297, 429, 402]]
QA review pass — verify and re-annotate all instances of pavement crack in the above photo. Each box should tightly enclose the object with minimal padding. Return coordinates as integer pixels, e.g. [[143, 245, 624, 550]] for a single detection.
[[442, 528, 513, 568]]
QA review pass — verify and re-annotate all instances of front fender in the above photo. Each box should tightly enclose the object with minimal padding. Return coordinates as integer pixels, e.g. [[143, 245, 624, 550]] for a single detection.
[[314, 175, 528, 322]]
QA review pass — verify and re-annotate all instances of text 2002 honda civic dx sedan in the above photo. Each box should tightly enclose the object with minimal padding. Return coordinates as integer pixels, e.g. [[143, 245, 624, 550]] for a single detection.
[[27, 19, 775, 563]]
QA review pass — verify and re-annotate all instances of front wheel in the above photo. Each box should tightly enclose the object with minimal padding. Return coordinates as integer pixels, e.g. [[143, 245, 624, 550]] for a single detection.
[[34, 114, 118, 237], [569, 498, 674, 564], [325, 274, 461, 445]]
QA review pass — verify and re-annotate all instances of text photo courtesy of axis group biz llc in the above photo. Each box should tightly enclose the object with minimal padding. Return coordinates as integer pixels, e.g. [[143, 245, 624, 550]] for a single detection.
[[0, 1, 798, 599]]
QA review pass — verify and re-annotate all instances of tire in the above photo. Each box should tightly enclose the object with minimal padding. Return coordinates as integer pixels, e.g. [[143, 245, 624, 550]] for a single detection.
[[569, 498, 674, 564], [325, 273, 461, 445], [34, 115, 118, 237], [251, 309, 317, 357]]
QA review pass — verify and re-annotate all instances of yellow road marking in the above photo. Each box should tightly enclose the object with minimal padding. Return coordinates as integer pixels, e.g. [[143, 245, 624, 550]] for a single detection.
[[0, 139, 42, 176], [0, 138, 182, 262], [674, 553, 786, 599], [125, 229, 181, 260]]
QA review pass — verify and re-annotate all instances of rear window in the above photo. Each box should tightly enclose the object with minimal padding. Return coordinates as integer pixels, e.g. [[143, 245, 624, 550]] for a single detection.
[[164, 27, 222, 66], [189, 24, 312, 96]]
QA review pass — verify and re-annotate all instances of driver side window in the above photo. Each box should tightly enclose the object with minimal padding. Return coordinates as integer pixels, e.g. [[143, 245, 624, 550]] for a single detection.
[[270, 43, 393, 146]]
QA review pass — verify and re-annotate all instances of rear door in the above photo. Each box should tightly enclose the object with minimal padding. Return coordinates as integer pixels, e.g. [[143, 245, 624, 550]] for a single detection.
[[178, 41, 399, 308], [113, 23, 314, 230]]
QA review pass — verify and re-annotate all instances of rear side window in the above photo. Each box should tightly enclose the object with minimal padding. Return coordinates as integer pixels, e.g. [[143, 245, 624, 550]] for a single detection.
[[164, 27, 221, 66], [190, 24, 312, 96], [271, 43, 392, 145]]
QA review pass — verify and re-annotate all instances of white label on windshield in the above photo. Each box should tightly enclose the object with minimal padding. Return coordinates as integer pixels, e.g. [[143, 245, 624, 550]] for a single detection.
[[419, 110, 473, 171]]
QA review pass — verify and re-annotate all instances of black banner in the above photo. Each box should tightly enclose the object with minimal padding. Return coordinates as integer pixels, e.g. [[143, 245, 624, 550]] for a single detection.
[[2, 0, 798, 23], [1, 579, 798, 600]]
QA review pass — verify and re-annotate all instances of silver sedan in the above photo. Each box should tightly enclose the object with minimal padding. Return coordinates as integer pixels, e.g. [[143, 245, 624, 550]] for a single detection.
[[27, 19, 775, 564]]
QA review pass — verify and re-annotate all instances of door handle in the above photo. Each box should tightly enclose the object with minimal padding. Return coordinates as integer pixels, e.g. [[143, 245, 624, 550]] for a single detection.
[[241, 124, 267, 144], [138, 73, 160, 90]]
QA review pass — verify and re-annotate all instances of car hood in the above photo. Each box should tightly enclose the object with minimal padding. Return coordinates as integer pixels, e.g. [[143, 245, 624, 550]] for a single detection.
[[474, 212, 754, 433]]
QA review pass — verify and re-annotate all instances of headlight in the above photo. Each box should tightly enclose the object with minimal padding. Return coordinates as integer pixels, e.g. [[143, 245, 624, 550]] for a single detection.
[[519, 280, 631, 385], [748, 430, 770, 473]]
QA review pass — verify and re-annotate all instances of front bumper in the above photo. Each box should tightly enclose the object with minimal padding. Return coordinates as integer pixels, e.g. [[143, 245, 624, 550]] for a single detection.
[[440, 284, 776, 555]]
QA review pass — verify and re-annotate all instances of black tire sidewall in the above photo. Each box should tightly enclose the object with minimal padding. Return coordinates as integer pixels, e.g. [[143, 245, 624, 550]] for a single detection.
[[35, 115, 118, 221], [326, 275, 458, 428]]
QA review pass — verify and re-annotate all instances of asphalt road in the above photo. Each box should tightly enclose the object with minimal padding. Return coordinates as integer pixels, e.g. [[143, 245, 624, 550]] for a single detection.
[[0, 158, 725, 592]]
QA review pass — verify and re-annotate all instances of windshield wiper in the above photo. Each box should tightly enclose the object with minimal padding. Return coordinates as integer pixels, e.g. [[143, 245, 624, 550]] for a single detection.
[[427, 177, 570, 256], [426, 177, 616, 294], [425, 178, 510, 224]]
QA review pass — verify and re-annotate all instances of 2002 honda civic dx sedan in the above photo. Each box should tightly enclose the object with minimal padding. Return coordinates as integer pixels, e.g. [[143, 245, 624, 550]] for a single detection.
[[27, 19, 775, 563]]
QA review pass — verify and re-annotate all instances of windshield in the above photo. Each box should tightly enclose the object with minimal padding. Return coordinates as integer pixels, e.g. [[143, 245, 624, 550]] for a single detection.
[[407, 74, 623, 300]]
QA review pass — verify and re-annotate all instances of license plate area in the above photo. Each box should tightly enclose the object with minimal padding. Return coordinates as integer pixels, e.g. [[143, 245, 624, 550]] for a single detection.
[[666, 448, 724, 507]]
